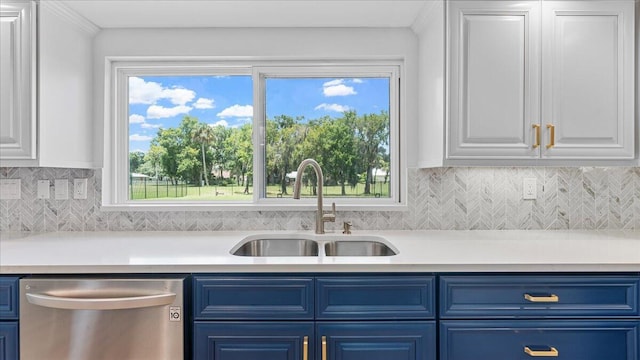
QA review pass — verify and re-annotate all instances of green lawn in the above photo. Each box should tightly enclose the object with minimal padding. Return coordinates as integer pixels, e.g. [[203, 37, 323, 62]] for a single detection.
[[130, 182, 390, 201]]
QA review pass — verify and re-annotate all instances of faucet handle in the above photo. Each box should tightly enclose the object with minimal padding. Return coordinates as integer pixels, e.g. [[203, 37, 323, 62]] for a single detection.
[[342, 221, 352, 235], [323, 202, 336, 222]]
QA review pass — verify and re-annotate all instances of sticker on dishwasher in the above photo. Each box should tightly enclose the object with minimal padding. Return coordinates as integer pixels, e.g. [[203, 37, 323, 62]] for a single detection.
[[169, 306, 181, 322]]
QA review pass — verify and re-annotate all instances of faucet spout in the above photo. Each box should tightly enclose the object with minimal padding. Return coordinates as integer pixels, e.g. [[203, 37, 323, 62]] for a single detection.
[[293, 159, 335, 234]]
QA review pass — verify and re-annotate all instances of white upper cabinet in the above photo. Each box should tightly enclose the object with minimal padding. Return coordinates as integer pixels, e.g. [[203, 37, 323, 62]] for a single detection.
[[0, 1, 98, 168], [448, 1, 540, 159], [541, 1, 635, 159], [0, 1, 36, 161], [442, 0, 635, 164]]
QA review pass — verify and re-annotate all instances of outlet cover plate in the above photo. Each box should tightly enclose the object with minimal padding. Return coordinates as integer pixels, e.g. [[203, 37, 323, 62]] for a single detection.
[[0, 179, 21, 199], [523, 178, 537, 200], [37, 180, 50, 199], [55, 179, 69, 200], [74, 178, 88, 199]]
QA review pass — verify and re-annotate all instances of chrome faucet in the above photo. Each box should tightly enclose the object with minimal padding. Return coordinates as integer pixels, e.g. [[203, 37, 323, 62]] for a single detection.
[[293, 159, 336, 234]]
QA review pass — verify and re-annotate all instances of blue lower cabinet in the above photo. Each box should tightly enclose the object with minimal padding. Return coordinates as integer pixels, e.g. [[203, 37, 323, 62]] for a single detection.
[[0, 322, 18, 360], [317, 322, 436, 360], [193, 322, 314, 360], [0, 277, 19, 320], [440, 320, 640, 360]]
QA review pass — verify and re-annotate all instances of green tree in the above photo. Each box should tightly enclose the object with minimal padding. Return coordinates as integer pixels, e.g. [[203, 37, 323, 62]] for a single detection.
[[227, 123, 253, 194], [300, 118, 356, 196], [152, 127, 182, 184], [191, 123, 215, 186], [178, 116, 205, 183], [267, 115, 306, 195], [177, 146, 201, 182], [143, 145, 165, 179], [210, 125, 232, 182], [352, 111, 389, 195], [129, 150, 145, 174]]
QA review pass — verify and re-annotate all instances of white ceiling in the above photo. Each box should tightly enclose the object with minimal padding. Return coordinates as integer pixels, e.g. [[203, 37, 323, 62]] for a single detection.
[[58, 0, 429, 29]]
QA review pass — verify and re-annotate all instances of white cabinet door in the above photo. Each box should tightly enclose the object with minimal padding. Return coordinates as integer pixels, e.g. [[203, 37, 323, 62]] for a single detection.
[[447, 1, 540, 159], [541, 1, 635, 159], [0, 1, 35, 160]]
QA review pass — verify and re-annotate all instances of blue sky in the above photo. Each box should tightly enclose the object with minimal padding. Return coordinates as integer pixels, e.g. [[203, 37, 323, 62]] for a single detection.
[[129, 75, 389, 152]]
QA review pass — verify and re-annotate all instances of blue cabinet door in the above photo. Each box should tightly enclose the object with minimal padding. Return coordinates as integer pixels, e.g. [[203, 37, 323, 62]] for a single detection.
[[316, 321, 436, 360], [193, 322, 313, 360], [0, 322, 18, 360], [0, 277, 19, 320], [440, 320, 640, 360]]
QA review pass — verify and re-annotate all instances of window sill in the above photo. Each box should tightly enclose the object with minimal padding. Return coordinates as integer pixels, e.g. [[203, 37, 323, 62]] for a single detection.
[[100, 201, 408, 212]]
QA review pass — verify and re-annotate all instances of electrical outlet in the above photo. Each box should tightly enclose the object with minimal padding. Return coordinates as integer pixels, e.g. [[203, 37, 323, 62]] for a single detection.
[[523, 178, 537, 200], [0, 179, 21, 199], [37, 180, 50, 199], [74, 178, 88, 199], [55, 179, 69, 200]]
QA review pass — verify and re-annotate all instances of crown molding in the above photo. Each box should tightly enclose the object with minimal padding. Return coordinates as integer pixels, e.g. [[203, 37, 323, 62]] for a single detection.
[[39, 0, 101, 37], [410, 0, 442, 35]]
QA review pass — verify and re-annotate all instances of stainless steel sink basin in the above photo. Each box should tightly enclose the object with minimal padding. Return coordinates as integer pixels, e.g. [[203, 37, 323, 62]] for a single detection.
[[232, 238, 319, 256], [324, 240, 397, 256]]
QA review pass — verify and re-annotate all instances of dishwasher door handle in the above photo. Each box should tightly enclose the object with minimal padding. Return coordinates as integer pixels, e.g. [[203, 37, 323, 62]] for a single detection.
[[26, 292, 176, 310]]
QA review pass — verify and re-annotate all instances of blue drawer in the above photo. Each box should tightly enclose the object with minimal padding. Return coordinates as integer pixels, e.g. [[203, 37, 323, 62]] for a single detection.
[[316, 276, 435, 319], [0, 277, 19, 320], [440, 275, 640, 318], [440, 320, 640, 360], [193, 276, 314, 320]]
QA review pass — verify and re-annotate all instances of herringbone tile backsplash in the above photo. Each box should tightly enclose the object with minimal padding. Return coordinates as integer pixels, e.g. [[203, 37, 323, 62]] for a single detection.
[[1, 167, 639, 232]]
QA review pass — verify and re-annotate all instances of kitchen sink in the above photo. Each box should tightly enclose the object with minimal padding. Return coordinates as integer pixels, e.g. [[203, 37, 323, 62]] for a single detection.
[[231, 234, 396, 257], [232, 238, 319, 256], [324, 239, 397, 256]]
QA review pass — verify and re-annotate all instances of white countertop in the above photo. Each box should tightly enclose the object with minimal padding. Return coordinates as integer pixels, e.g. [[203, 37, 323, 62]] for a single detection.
[[1, 230, 639, 273]]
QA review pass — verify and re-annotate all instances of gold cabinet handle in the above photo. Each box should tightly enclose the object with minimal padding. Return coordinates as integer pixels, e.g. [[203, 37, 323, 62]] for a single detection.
[[532, 124, 541, 149], [322, 336, 327, 360], [303, 336, 308, 360], [524, 346, 559, 357], [546, 124, 555, 149], [524, 293, 559, 302]]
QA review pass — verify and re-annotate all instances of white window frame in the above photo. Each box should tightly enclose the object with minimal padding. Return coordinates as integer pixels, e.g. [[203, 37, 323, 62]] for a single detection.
[[103, 57, 406, 211]]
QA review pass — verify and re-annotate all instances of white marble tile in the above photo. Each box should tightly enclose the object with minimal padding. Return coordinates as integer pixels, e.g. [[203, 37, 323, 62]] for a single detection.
[[2, 166, 639, 232]]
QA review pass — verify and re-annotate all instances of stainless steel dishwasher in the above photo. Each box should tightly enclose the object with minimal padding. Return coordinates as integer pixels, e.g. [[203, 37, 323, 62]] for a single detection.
[[20, 277, 185, 360]]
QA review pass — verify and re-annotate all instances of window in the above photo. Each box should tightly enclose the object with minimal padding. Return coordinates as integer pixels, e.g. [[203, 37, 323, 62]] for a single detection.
[[262, 75, 392, 200], [107, 60, 401, 208], [127, 74, 254, 201]]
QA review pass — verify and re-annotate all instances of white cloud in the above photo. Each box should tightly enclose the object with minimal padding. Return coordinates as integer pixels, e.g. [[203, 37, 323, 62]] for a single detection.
[[141, 122, 162, 129], [217, 104, 253, 118], [161, 87, 195, 106], [129, 77, 196, 106], [322, 79, 356, 97], [129, 77, 164, 104], [129, 114, 145, 124], [130, 134, 153, 141], [323, 79, 345, 87], [324, 84, 357, 97], [352, 78, 364, 83], [147, 105, 192, 119], [209, 120, 229, 128], [194, 98, 215, 109], [314, 103, 350, 112]]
